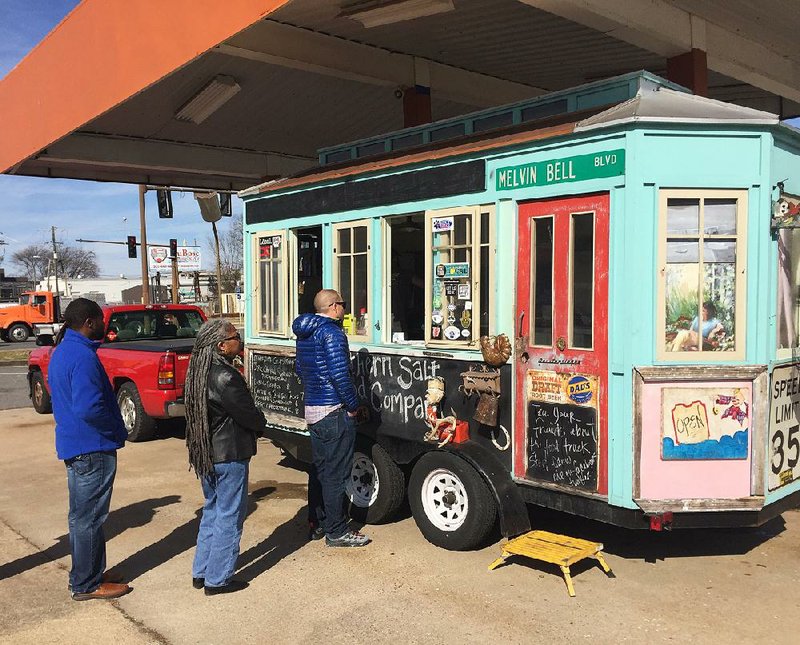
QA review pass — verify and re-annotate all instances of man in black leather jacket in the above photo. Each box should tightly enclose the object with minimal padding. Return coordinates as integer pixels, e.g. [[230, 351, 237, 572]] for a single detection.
[[185, 319, 266, 595]]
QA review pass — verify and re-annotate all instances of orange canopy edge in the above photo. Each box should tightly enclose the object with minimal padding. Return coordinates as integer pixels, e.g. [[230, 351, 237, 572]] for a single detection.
[[0, 0, 289, 175]]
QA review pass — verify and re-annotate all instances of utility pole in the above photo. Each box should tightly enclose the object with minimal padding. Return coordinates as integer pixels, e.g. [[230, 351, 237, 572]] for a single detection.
[[51, 226, 60, 298], [138, 185, 150, 305], [212, 221, 223, 317]]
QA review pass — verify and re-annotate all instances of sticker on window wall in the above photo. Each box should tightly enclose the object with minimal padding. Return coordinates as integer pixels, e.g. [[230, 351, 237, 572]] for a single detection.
[[441, 262, 470, 279], [444, 326, 461, 340], [465, 301, 473, 310], [432, 217, 454, 232], [436, 264, 446, 278], [431, 313, 444, 325], [431, 326, 442, 339], [461, 329, 471, 338], [457, 283, 471, 299], [460, 310, 471, 328], [272, 236, 281, 247], [444, 282, 458, 296]]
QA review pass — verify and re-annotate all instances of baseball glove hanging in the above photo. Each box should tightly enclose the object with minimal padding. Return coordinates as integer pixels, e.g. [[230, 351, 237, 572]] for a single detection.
[[480, 333, 512, 367]]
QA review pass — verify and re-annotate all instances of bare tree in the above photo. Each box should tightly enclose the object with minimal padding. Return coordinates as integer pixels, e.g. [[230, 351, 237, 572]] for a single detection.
[[12, 243, 100, 283], [207, 212, 243, 294]]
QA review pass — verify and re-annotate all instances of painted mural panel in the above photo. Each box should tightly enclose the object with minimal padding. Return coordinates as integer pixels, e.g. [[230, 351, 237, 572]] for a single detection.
[[661, 386, 750, 460]]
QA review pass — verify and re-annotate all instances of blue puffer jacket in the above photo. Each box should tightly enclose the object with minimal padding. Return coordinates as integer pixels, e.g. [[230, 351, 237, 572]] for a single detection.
[[293, 313, 359, 412]]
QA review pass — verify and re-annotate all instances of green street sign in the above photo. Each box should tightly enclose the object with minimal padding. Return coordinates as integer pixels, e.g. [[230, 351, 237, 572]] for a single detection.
[[496, 149, 625, 191]]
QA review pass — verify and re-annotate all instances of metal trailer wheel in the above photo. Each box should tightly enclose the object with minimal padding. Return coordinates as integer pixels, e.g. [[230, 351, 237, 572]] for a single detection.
[[346, 441, 406, 524], [116, 382, 156, 442], [8, 323, 30, 343], [409, 451, 497, 551], [30, 370, 52, 414]]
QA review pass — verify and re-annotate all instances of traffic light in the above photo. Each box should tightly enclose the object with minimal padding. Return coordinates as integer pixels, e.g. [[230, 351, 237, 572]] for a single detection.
[[169, 238, 178, 258], [127, 235, 137, 259], [157, 189, 173, 218], [220, 192, 232, 216]]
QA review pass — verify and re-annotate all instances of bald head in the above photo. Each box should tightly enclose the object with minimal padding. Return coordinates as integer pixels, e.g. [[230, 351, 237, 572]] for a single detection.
[[314, 289, 345, 319]]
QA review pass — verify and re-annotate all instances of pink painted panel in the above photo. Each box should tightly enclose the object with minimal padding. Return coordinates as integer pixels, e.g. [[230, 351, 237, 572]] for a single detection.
[[639, 380, 752, 500]]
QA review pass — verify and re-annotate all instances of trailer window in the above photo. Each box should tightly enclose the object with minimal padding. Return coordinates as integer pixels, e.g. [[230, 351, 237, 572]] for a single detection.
[[425, 205, 495, 346], [570, 212, 594, 349], [255, 232, 286, 335], [386, 214, 425, 342], [658, 190, 747, 360], [295, 226, 323, 316], [778, 228, 800, 355], [333, 220, 371, 339], [531, 217, 554, 346]]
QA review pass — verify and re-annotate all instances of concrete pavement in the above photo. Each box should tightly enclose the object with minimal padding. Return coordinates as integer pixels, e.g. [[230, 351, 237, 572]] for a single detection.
[[1, 406, 799, 644]]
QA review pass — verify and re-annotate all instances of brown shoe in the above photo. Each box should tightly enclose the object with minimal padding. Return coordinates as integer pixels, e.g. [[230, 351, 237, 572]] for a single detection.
[[71, 582, 132, 601], [67, 570, 125, 592]]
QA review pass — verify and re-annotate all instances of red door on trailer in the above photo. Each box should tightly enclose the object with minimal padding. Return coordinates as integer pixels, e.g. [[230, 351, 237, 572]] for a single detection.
[[514, 193, 609, 495]]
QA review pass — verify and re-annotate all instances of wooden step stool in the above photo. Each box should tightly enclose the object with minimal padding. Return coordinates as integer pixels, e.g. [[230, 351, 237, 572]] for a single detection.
[[488, 530, 615, 597]]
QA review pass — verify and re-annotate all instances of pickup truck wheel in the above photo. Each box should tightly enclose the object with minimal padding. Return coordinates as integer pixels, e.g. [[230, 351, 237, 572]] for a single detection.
[[7, 324, 30, 343], [117, 382, 156, 442], [346, 441, 406, 524], [408, 451, 497, 551], [30, 371, 52, 414]]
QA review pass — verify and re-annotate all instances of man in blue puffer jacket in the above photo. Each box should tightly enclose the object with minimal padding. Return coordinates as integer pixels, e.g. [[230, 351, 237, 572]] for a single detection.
[[293, 289, 370, 548]]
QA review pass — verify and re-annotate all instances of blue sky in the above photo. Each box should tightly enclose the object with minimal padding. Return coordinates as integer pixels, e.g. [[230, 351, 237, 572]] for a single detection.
[[2, 1, 799, 279], [0, 0, 240, 278]]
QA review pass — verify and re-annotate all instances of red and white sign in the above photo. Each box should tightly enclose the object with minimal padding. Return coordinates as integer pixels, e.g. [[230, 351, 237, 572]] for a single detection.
[[148, 245, 201, 272]]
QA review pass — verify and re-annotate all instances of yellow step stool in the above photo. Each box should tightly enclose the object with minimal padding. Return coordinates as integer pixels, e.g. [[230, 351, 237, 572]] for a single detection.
[[488, 530, 615, 597]]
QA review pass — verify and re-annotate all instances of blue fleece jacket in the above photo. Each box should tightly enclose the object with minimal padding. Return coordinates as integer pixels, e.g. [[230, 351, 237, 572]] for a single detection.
[[48, 328, 127, 460], [293, 313, 359, 412]]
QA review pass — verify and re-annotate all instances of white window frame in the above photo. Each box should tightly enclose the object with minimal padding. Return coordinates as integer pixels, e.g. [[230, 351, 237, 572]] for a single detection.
[[332, 219, 372, 342], [656, 189, 748, 362], [424, 204, 495, 347], [252, 230, 289, 337]]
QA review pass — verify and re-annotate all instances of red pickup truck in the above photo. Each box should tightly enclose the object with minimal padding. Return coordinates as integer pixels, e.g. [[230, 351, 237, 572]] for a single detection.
[[27, 304, 207, 441]]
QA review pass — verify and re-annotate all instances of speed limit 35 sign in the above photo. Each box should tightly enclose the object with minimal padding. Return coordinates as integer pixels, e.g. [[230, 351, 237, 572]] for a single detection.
[[769, 363, 800, 491]]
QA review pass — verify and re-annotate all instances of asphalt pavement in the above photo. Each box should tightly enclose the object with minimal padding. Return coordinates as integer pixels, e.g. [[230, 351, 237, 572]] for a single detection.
[[0, 340, 35, 352], [0, 407, 799, 644], [0, 365, 31, 410]]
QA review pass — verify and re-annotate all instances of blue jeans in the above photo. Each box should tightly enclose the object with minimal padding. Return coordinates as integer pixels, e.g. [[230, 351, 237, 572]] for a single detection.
[[192, 460, 249, 588], [308, 409, 356, 539], [66, 451, 117, 594]]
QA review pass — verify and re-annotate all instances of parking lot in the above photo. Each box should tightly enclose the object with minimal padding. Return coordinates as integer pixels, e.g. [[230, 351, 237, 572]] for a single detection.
[[0, 405, 798, 644]]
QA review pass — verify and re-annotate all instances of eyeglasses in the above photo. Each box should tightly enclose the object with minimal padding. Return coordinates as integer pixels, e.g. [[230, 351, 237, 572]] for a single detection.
[[222, 333, 241, 342], [328, 301, 346, 308]]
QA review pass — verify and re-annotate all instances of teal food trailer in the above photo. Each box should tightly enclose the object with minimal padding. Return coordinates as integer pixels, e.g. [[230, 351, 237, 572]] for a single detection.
[[241, 72, 800, 549]]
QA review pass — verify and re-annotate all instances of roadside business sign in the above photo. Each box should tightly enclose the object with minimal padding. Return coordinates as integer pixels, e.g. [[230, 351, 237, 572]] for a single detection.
[[496, 149, 625, 191], [148, 245, 201, 272]]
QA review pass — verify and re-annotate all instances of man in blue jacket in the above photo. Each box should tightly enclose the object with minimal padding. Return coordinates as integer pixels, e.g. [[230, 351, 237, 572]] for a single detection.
[[48, 298, 131, 600], [293, 289, 370, 547]]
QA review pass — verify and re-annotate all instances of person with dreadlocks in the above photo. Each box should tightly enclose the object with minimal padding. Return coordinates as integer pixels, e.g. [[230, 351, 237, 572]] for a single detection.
[[293, 289, 371, 548], [185, 318, 266, 595], [48, 298, 131, 601]]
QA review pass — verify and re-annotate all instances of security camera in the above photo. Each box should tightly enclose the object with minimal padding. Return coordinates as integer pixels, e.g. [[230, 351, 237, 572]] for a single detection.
[[394, 88, 404, 99]]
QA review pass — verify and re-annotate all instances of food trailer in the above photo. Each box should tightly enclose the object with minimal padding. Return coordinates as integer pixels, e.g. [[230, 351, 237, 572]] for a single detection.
[[241, 71, 800, 550]]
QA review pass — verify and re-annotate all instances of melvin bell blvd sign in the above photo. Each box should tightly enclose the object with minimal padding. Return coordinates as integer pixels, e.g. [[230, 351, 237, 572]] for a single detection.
[[496, 149, 625, 191]]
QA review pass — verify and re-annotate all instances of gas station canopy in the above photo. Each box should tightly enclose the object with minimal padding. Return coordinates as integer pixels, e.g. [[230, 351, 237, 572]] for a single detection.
[[2, 0, 800, 190]]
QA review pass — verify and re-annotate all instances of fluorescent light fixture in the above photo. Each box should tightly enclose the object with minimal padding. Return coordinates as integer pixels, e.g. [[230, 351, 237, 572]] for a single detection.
[[175, 75, 241, 125], [340, 0, 454, 28]]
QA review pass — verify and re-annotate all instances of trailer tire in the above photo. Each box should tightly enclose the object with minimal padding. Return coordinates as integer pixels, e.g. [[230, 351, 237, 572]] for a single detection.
[[347, 440, 405, 524], [7, 323, 30, 343], [30, 371, 52, 414], [117, 382, 156, 442], [409, 451, 497, 551]]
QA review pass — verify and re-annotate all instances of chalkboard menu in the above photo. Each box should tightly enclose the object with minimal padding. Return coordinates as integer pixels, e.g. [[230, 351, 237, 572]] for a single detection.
[[526, 401, 598, 490], [250, 352, 304, 418]]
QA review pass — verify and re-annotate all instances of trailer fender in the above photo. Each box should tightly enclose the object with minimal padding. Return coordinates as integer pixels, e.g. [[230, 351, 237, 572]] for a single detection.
[[443, 442, 530, 538]]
